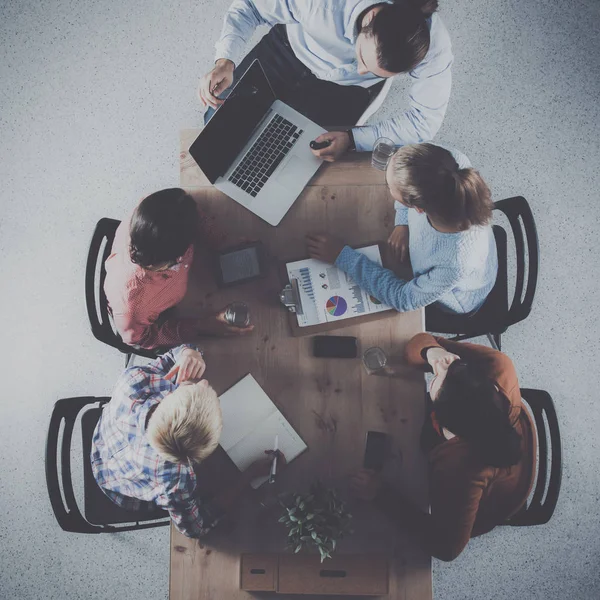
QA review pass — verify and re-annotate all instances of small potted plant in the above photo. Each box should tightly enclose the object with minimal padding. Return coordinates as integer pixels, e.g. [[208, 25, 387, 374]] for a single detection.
[[278, 481, 353, 562]]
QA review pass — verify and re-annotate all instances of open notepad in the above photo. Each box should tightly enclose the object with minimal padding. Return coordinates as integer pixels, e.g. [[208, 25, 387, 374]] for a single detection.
[[219, 374, 308, 488]]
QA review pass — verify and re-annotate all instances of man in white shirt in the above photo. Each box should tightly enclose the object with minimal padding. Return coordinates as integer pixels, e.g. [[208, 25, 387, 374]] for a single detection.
[[199, 0, 452, 161]]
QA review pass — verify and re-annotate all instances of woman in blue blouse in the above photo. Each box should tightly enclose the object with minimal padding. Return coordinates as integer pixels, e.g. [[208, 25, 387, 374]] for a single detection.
[[307, 143, 498, 314]]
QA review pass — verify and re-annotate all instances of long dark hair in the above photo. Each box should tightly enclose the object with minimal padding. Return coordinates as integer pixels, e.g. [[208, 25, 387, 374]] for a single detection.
[[360, 1, 438, 73], [129, 188, 197, 268], [434, 361, 522, 467]]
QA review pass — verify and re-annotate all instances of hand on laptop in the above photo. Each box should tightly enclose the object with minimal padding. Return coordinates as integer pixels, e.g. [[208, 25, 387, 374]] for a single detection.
[[310, 132, 351, 162], [306, 234, 346, 264], [199, 58, 235, 108]]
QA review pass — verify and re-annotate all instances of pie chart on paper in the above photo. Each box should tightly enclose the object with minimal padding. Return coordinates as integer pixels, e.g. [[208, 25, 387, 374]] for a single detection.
[[326, 296, 348, 317]]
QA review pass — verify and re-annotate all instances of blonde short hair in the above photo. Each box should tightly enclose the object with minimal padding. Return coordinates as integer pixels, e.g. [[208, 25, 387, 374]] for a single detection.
[[147, 381, 222, 464]]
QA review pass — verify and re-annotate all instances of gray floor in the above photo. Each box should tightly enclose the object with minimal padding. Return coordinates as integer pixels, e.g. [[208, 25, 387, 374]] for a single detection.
[[1, 0, 599, 598]]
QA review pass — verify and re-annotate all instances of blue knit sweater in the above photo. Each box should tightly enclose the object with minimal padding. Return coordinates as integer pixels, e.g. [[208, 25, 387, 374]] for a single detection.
[[334, 149, 498, 314]]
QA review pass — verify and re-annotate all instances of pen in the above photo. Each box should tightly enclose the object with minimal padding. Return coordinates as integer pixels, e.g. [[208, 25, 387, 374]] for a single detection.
[[269, 435, 279, 484]]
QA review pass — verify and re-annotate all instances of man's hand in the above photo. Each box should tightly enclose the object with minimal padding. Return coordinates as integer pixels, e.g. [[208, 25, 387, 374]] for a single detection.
[[349, 468, 383, 501], [197, 308, 255, 337], [426, 347, 460, 376], [165, 348, 206, 384], [306, 234, 346, 264], [198, 58, 235, 108], [387, 225, 410, 263], [245, 450, 287, 481], [310, 131, 351, 162]]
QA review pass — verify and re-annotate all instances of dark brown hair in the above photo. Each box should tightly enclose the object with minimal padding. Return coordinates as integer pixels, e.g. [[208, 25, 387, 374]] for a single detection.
[[435, 361, 522, 468], [360, 1, 438, 73], [129, 188, 197, 268], [389, 144, 493, 230]]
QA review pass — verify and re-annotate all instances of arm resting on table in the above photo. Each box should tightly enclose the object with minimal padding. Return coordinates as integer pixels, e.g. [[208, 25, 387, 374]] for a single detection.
[[335, 246, 457, 313]]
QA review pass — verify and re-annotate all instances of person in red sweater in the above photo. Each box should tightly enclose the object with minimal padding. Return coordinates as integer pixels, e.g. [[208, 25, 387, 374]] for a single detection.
[[104, 188, 253, 349], [351, 333, 536, 561]]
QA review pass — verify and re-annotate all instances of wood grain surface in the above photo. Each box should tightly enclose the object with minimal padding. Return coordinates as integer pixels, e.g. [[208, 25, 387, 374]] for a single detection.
[[170, 134, 431, 600]]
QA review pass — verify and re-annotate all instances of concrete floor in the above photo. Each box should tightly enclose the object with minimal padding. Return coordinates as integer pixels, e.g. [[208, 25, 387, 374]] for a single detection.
[[1, 0, 599, 598]]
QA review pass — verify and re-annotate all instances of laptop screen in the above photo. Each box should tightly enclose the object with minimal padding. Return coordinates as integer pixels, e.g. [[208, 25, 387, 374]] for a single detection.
[[189, 60, 276, 184]]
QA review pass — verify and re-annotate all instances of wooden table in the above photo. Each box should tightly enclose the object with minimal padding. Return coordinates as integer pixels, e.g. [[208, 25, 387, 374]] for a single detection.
[[170, 130, 430, 600]]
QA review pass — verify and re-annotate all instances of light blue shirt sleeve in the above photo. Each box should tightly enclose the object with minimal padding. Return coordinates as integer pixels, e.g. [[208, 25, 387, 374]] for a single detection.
[[334, 246, 459, 312], [351, 15, 453, 151], [394, 201, 409, 226], [214, 0, 303, 65]]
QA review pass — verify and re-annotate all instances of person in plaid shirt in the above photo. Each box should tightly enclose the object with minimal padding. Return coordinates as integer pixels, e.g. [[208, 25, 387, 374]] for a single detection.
[[91, 344, 278, 537]]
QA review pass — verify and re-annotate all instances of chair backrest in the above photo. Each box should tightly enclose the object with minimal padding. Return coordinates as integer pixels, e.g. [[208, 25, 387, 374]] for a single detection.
[[507, 389, 562, 526], [84, 218, 156, 358], [45, 396, 170, 533], [424, 196, 539, 339], [493, 196, 539, 326]]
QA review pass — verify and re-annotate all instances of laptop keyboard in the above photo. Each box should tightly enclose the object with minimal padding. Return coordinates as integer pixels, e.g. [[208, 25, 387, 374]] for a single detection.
[[228, 114, 303, 198]]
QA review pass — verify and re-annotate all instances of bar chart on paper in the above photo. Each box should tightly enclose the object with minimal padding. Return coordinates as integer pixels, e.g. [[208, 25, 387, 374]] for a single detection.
[[286, 246, 392, 327]]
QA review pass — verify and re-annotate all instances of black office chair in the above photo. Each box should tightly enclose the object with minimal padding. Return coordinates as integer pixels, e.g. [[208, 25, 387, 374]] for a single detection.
[[45, 396, 170, 533], [506, 389, 562, 526], [426, 196, 539, 350], [85, 218, 157, 361]]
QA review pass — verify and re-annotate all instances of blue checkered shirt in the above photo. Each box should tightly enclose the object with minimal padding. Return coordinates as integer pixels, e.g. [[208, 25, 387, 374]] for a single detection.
[[91, 344, 222, 538]]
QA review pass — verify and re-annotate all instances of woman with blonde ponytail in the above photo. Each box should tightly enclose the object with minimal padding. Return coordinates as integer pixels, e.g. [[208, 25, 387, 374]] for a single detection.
[[307, 143, 498, 314]]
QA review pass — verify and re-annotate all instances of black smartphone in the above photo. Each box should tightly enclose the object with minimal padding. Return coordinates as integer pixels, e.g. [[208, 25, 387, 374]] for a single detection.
[[363, 431, 389, 472], [215, 242, 266, 287], [312, 336, 358, 359]]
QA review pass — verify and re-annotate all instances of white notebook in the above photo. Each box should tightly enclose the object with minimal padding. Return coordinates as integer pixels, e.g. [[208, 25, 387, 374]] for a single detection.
[[218, 374, 308, 488]]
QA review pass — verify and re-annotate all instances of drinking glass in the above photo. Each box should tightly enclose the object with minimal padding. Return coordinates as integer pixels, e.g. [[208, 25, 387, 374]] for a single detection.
[[224, 302, 251, 328], [362, 346, 388, 374], [371, 137, 396, 171]]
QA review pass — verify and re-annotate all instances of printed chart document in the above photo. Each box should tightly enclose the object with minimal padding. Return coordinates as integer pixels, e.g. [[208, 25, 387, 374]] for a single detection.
[[286, 245, 392, 327], [219, 374, 307, 488]]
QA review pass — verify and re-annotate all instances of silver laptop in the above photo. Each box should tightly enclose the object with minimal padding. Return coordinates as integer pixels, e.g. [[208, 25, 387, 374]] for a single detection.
[[189, 60, 326, 226]]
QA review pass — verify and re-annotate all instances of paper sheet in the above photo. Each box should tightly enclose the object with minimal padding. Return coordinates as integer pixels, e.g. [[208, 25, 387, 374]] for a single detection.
[[219, 374, 307, 488], [286, 245, 392, 327]]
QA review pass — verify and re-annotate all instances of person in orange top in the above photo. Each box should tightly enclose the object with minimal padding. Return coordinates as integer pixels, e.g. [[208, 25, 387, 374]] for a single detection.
[[104, 188, 253, 350], [351, 333, 537, 561]]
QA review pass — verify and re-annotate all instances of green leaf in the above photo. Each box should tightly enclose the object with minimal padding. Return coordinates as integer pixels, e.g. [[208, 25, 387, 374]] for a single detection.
[[278, 516, 287, 523], [295, 544, 302, 554], [306, 514, 314, 520], [311, 531, 317, 540], [289, 515, 298, 522]]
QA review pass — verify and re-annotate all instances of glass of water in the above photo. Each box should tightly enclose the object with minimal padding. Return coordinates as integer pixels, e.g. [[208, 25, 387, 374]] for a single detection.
[[371, 137, 396, 171], [223, 302, 251, 328], [362, 346, 388, 375]]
